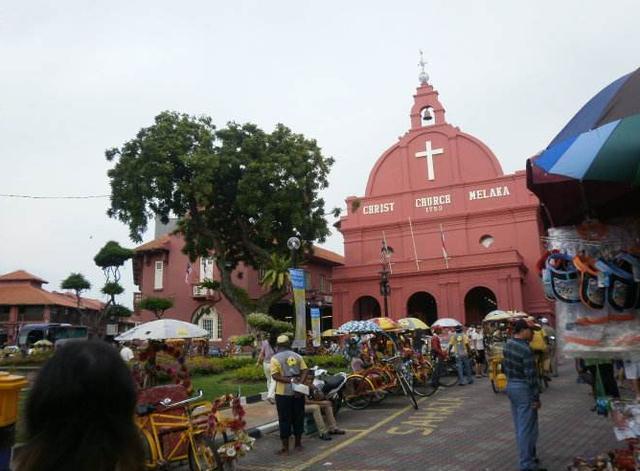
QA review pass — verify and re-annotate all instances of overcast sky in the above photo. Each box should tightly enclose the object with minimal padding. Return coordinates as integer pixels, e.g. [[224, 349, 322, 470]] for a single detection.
[[1, 1, 639, 305]]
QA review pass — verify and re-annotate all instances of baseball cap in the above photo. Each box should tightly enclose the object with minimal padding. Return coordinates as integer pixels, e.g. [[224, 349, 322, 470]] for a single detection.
[[276, 334, 290, 345]]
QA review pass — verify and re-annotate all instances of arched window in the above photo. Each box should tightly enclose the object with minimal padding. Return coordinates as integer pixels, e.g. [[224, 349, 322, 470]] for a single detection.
[[421, 106, 435, 126], [192, 305, 222, 340]]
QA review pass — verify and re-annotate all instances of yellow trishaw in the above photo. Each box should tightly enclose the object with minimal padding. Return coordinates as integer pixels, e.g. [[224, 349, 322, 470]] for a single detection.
[[482, 310, 527, 393]]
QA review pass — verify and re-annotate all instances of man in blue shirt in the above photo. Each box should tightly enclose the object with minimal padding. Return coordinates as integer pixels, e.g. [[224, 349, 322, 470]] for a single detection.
[[503, 319, 545, 471]]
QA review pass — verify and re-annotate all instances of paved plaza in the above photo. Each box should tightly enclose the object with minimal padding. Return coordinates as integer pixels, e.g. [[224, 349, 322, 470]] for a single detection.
[[236, 362, 622, 471]]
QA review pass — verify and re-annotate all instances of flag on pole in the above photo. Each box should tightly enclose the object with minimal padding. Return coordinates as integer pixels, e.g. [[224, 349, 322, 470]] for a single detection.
[[185, 262, 193, 284], [439, 223, 449, 269]]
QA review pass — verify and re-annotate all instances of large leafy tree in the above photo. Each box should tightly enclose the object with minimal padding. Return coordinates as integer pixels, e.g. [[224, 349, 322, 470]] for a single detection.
[[106, 111, 333, 317]]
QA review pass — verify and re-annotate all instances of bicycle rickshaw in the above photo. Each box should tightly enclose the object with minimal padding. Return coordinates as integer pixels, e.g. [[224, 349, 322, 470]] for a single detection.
[[338, 319, 425, 411], [117, 319, 254, 470], [482, 310, 530, 393]]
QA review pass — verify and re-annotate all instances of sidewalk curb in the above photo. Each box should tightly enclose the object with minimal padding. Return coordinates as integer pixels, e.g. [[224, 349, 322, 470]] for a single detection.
[[247, 420, 279, 439]]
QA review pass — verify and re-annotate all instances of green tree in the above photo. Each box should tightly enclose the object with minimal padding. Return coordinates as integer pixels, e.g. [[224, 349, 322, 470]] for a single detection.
[[91, 241, 134, 334], [138, 297, 174, 319], [106, 111, 334, 318], [260, 253, 291, 290], [60, 273, 91, 311]]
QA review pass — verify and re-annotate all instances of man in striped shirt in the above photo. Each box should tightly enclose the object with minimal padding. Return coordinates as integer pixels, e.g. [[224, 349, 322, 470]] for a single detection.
[[503, 319, 545, 471]]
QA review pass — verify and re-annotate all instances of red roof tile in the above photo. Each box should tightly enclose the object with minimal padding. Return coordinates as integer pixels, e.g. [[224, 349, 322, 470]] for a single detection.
[[0, 270, 48, 284], [134, 235, 171, 253], [51, 291, 105, 310], [309, 245, 344, 266], [0, 285, 77, 307]]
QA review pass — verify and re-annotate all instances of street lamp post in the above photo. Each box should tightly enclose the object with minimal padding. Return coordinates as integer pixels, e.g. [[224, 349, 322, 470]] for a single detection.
[[287, 236, 301, 268], [379, 240, 393, 318]]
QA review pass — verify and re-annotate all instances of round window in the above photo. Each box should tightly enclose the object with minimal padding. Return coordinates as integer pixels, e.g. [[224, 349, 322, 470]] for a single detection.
[[479, 235, 494, 248]]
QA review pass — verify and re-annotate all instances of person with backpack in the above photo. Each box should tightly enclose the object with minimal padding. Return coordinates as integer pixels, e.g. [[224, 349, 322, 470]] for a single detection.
[[448, 325, 474, 386]]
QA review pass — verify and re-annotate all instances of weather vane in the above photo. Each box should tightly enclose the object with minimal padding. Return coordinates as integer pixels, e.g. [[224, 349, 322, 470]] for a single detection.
[[418, 50, 429, 85]]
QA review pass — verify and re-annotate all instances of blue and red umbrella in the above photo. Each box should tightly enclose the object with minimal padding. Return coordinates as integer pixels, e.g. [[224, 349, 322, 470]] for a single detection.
[[527, 67, 640, 226]]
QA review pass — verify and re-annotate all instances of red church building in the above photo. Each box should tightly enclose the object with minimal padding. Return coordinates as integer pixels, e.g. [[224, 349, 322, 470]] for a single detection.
[[332, 70, 551, 326]]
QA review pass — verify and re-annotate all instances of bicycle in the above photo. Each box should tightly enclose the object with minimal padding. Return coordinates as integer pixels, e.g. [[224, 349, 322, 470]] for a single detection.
[[437, 356, 460, 387], [408, 355, 438, 397], [534, 351, 549, 392]]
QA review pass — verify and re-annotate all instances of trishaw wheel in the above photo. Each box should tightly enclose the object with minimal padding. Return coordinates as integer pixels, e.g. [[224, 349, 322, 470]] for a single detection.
[[343, 375, 374, 410], [413, 370, 437, 397], [438, 363, 459, 387], [188, 434, 218, 471], [138, 429, 158, 469]]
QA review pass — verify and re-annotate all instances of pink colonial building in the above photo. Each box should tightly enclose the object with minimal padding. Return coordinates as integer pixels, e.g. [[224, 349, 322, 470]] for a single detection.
[[131, 222, 343, 342], [332, 74, 552, 326]]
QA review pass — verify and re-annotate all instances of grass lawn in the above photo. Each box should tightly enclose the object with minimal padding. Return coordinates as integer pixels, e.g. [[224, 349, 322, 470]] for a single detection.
[[191, 372, 265, 399]]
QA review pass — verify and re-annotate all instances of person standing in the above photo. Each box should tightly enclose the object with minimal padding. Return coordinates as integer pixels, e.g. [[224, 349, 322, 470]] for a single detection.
[[119, 342, 134, 363], [256, 332, 277, 402], [449, 325, 473, 385], [471, 325, 486, 378], [504, 319, 545, 471], [270, 335, 309, 455]]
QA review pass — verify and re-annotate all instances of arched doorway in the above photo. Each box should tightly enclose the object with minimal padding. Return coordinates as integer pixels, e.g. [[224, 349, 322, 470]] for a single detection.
[[464, 287, 497, 325], [406, 291, 438, 326], [192, 305, 222, 341], [353, 296, 381, 320]]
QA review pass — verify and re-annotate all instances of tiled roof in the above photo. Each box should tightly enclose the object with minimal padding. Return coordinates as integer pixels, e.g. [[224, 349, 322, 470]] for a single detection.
[[134, 235, 171, 253], [0, 285, 104, 309], [51, 291, 105, 310], [0, 270, 48, 284], [0, 285, 78, 307], [309, 245, 344, 266]]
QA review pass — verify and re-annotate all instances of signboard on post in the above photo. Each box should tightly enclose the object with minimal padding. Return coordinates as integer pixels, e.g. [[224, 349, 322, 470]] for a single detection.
[[310, 307, 321, 347], [289, 268, 307, 349]]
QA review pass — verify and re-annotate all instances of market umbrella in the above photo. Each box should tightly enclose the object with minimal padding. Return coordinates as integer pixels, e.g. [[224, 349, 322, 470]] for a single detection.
[[483, 310, 528, 322], [397, 317, 429, 330], [369, 317, 401, 331], [321, 329, 342, 338], [527, 67, 640, 226], [115, 319, 209, 341], [336, 320, 383, 335], [431, 318, 462, 328]]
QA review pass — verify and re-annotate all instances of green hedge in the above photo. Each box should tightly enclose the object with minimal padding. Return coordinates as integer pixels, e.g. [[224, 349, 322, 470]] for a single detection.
[[232, 365, 265, 382], [304, 354, 347, 369], [184, 356, 253, 376], [0, 351, 53, 366]]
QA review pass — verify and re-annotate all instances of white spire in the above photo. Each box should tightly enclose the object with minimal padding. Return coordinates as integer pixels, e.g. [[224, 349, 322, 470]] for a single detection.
[[418, 50, 429, 85]]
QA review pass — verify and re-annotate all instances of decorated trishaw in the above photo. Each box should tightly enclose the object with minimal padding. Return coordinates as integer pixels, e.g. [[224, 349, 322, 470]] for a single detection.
[[338, 318, 432, 411], [116, 319, 254, 470]]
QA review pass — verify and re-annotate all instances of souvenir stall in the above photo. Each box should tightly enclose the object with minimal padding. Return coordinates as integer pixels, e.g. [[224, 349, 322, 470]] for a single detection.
[[527, 66, 640, 471]]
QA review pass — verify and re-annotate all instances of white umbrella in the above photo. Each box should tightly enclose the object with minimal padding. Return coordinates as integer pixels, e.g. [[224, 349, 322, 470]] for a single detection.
[[431, 317, 462, 328], [483, 310, 513, 322], [115, 319, 209, 341]]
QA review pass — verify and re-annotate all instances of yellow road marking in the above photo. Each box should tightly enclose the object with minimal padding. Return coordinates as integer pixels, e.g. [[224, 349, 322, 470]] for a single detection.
[[291, 397, 428, 471]]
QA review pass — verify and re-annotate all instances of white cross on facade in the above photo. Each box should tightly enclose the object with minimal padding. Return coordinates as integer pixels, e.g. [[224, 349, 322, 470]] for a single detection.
[[415, 140, 444, 181]]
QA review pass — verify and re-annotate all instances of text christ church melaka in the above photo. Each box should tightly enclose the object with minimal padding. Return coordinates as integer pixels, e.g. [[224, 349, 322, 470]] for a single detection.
[[331, 68, 551, 327]]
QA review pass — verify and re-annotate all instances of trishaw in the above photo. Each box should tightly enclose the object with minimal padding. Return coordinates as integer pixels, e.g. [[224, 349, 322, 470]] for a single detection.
[[338, 319, 424, 411], [483, 311, 517, 393], [117, 319, 254, 470]]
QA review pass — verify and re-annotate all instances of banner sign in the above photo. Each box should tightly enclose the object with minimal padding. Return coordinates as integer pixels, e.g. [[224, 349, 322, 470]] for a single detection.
[[310, 307, 321, 347], [289, 268, 307, 348]]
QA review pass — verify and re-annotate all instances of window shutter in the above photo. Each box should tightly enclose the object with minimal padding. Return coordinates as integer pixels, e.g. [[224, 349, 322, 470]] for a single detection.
[[154, 261, 164, 290]]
